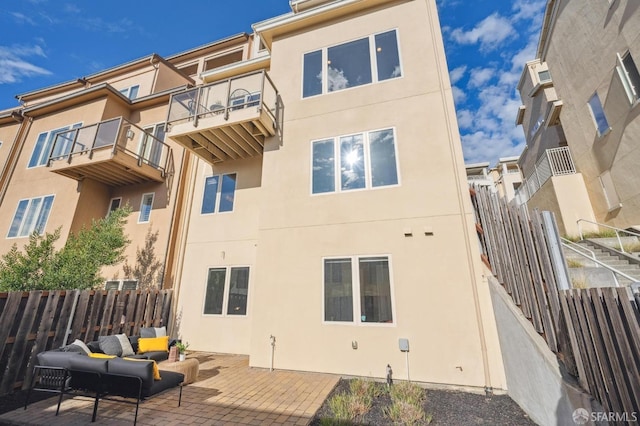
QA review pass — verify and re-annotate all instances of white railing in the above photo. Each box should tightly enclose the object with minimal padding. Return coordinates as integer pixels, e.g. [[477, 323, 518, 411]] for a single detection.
[[577, 218, 640, 254], [515, 146, 576, 203]]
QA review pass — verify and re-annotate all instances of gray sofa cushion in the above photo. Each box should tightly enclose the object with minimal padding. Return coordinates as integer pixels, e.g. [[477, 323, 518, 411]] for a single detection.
[[37, 351, 83, 368], [98, 335, 123, 356], [107, 357, 154, 394], [68, 356, 109, 373], [148, 370, 184, 397]]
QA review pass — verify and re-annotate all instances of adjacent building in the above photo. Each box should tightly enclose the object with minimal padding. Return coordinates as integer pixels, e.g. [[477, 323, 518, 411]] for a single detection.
[[516, 0, 640, 235], [0, 0, 506, 389]]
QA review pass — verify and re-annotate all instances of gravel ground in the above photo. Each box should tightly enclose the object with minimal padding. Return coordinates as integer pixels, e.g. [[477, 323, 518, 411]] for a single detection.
[[311, 379, 537, 425]]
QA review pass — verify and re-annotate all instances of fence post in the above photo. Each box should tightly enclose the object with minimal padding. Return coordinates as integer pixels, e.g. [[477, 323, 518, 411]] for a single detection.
[[541, 210, 571, 291], [62, 291, 80, 346]]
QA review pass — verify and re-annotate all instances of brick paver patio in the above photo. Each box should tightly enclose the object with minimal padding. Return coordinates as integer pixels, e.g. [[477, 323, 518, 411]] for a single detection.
[[0, 353, 339, 425]]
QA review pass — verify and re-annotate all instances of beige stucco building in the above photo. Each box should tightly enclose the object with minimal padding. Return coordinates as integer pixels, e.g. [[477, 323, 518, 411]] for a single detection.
[[516, 0, 640, 235], [0, 0, 506, 389]]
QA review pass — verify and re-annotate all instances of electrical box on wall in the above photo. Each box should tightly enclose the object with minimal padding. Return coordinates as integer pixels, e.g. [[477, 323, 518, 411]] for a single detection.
[[399, 338, 409, 352]]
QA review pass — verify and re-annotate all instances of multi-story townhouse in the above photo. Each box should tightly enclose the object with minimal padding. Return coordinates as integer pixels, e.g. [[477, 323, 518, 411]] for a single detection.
[[168, 0, 506, 388], [516, 0, 640, 234], [0, 0, 506, 389]]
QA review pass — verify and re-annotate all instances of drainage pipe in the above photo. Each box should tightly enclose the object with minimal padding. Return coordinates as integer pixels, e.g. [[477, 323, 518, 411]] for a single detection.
[[269, 335, 276, 372]]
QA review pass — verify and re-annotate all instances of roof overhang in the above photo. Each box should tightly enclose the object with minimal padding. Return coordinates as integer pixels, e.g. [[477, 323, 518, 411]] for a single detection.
[[537, 0, 558, 61], [201, 56, 271, 83], [253, 0, 396, 49], [545, 100, 563, 127], [516, 105, 526, 126]]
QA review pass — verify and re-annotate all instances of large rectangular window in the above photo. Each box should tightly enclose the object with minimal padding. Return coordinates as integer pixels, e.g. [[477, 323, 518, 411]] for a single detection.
[[303, 29, 402, 98], [311, 128, 399, 194], [323, 256, 394, 324], [203, 266, 250, 316], [617, 51, 640, 105], [7, 195, 54, 238], [201, 173, 237, 214], [587, 93, 610, 136], [138, 193, 154, 223], [28, 123, 81, 168]]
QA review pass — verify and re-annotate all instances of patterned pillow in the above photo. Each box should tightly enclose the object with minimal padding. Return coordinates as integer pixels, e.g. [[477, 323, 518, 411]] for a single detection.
[[140, 326, 167, 338], [116, 334, 135, 357], [98, 335, 122, 356]]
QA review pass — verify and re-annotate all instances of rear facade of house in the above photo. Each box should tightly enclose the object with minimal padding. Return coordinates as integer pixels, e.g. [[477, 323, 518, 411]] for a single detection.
[[0, 0, 506, 389]]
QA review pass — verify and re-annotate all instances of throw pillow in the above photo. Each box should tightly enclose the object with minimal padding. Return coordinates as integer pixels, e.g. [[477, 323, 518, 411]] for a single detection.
[[71, 339, 92, 355], [99, 335, 123, 356], [116, 334, 135, 357], [154, 326, 167, 337], [89, 353, 115, 359], [138, 336, 169, 353], [124, 357, 162, 380], [61, 342, 87, 355], [139, 327, 156, 338]]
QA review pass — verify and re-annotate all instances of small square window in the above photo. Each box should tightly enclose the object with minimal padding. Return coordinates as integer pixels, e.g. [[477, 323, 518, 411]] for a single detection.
[[201, 173, 237, 214], [538, 70, 551, 83], [107, 197, 121, 216]]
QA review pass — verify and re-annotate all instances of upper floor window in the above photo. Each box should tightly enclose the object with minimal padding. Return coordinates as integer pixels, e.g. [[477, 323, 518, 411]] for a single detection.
[[119, 85, 139, 100], [312, 128, 399, 194], [616, 51, 640, 105], [138, 193, 154, 223], [538, 70, 551, 83], [8, 195, 54, 238], [323, 256, 394, 324], [202, 173, 237, 214], [303, 29, 402, 98], [587, 93, 610, 136], [28, 123, 81, 168], [203, 266, 250, 316]]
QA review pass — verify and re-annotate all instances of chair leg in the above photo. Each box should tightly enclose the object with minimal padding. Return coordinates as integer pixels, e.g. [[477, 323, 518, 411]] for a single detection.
[[178, 384, 183, 407], [91, 395, 100, 422], [134, 398, 140, 426], [55, 389, 65, 416]]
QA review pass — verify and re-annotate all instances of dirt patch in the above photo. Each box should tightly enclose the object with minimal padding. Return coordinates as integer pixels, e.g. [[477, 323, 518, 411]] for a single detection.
[[311, 379, 536, 425]]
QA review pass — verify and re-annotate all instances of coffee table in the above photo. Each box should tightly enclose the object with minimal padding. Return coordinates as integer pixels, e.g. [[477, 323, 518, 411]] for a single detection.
[[158, 358, 199, 384]]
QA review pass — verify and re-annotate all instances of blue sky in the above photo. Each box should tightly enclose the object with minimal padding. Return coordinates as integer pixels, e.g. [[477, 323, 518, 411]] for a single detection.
[[0, 0, 546, 165]]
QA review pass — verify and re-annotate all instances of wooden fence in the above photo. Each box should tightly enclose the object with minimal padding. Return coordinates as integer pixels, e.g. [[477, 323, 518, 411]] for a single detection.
[[0, 289, 173, 396], [471, 185, 640, 418]]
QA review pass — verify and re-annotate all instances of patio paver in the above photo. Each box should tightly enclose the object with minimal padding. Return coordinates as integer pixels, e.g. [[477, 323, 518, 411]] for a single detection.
[[1, 353, 339, 425]]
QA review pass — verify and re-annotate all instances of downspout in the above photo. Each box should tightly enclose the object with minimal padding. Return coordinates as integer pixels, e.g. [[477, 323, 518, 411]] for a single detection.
[[150, 54, 160, 94], [426, 1, 494, 393], [0, 113, 32, 207]]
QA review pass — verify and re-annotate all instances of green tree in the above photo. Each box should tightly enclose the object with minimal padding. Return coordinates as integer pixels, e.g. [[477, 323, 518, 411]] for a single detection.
[[0, 207, 131, 291], [122, 227, 164, 289]]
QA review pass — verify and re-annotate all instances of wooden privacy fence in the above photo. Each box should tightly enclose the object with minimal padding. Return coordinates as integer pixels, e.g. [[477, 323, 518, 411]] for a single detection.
[[471, 185, 640, 418], [0, 289, 173, 396]]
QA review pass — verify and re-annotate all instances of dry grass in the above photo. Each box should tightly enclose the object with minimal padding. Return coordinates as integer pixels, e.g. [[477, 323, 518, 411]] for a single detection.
[[322, 379, 378, 424], [384, 381, 430, 425], [566, 259, 584, 268], [614, 241, 640, 253]]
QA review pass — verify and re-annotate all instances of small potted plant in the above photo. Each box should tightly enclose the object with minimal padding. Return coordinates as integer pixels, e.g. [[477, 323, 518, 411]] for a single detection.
[[175, 341, 189, 361]]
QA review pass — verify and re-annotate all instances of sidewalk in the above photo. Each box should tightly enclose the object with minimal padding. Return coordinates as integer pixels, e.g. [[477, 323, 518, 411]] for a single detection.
[[0, 353, 339, 425]]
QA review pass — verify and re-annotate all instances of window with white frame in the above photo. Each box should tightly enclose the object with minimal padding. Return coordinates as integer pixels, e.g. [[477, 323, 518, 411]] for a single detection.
[[302, 29, 402, 98], [203, 266, 250, 316], [538, 69, 551, 83], [616, 51, 640, 104], [107, 197, 121, 216], [324, 256, 394, 324], [7, 195, 54, 238], [201, 173, 237, 214], [119, 85, 140, 100], [140, 124, 165, 168], [138, 193, 154, 223], [587, 93, 610, 136], [312, 128, 398, 194], [28, 123, 82, 168]]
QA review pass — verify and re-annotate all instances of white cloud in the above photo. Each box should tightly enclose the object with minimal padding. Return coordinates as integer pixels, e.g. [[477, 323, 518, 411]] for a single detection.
[[0, 45, 51, 84], [449, 65, 467, 84], [10, 12, 36, 25], [512, 0, 547, 23], [450, 13, 516, 51], [468, 67, 495, 88], [456, 109, 474, 129], [452, 86, 467, 104], [327, 66, 349, 92]]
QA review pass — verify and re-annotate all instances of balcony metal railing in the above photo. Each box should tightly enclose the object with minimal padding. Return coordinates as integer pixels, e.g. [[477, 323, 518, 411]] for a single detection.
[[48, 117, 172, 177], [515, 146, 576, 203], [166, 69, 278, 129]]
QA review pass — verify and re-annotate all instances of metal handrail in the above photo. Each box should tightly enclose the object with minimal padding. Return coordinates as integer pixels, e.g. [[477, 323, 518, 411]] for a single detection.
[[577, 219, 640, 253], [560, 237, 597, 266], [561, 243, 640, 287]]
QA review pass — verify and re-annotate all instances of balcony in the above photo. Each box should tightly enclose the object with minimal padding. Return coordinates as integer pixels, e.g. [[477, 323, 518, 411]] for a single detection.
[[47, 117, 173, 186], [165, 70, 278, 163], [515, 146, 576, 204]]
